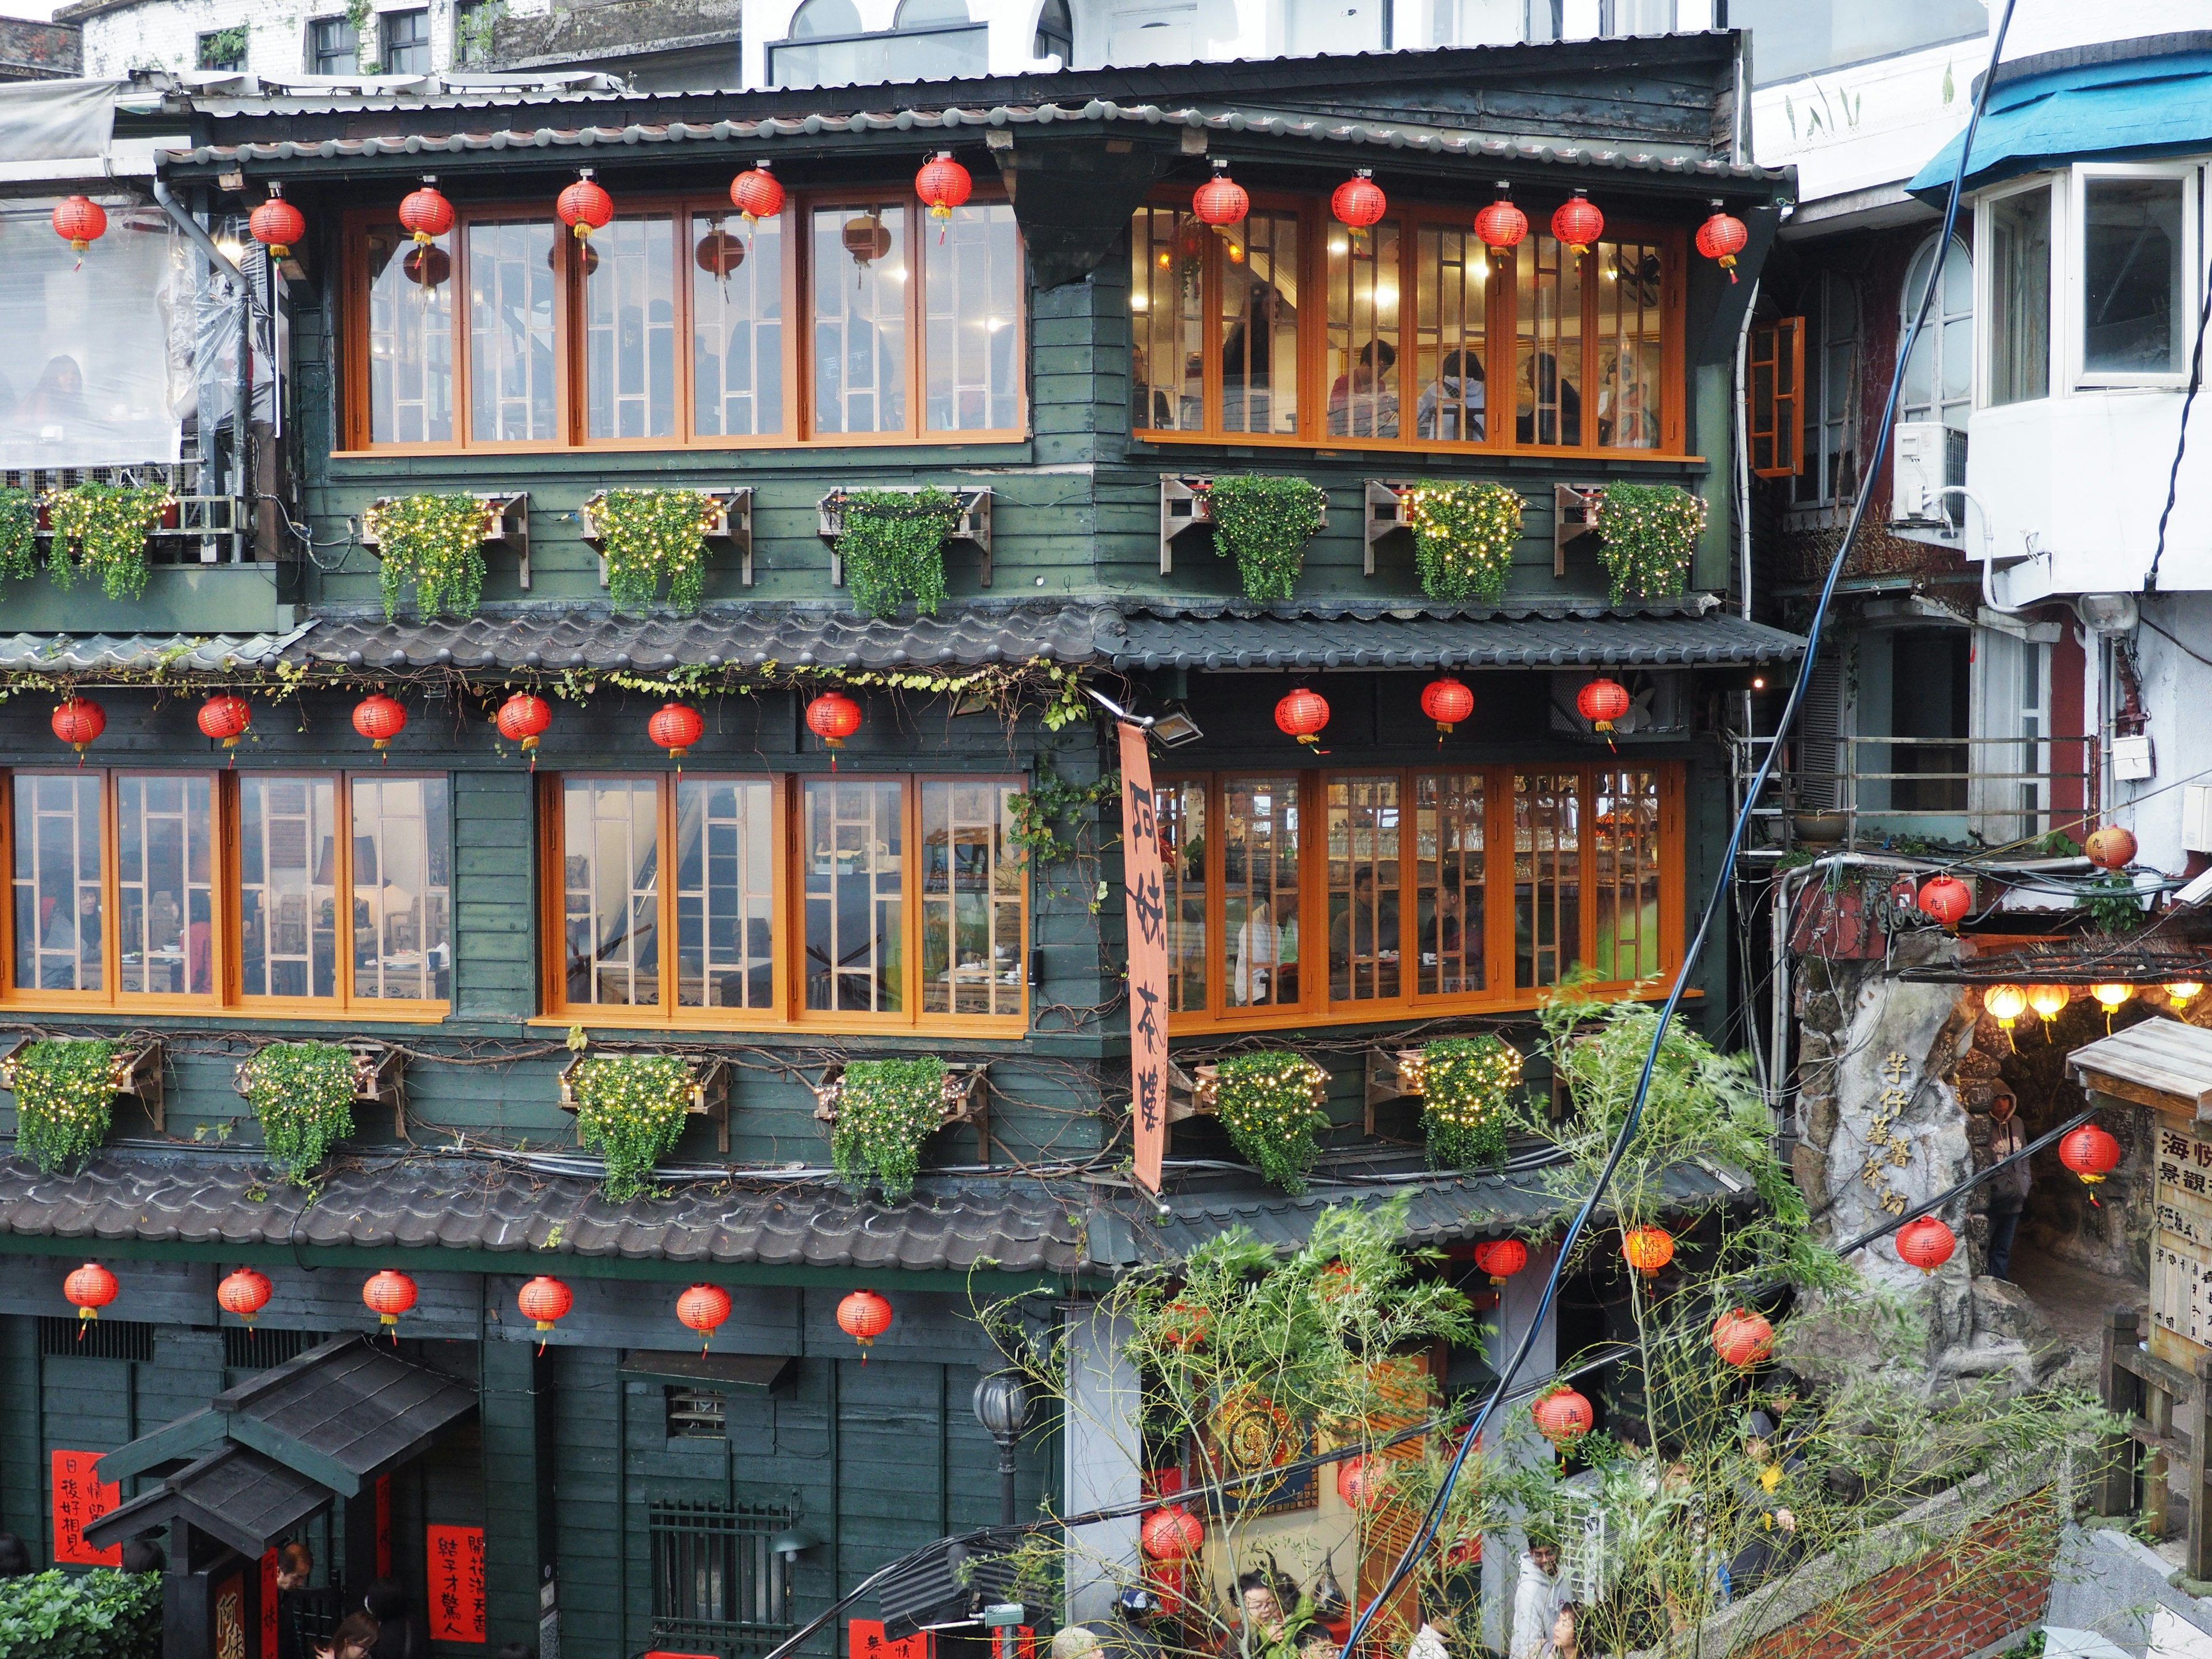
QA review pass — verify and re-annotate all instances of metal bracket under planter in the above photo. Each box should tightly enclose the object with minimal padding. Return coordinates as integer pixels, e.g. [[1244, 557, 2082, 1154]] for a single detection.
[[810, 1060, 991, 1164], [359, 491, 531, 590], [1554, 482, 1604, 578], [230, 1041, 410, 1139], [0, 1037, 165, 1133], [1160, 475, 1214, 575], [581, 488, 754, 589], [557, 1052, 732, 1154], [817, 488, 993, 589], [1362, 480, 1421, 576]]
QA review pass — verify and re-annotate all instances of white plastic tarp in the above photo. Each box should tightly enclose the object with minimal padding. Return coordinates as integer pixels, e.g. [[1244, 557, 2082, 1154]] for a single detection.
[[0, 79, 122, 166]]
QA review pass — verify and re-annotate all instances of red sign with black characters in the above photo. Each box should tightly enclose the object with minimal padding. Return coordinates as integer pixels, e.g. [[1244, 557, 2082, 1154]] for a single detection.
[[426, 1525, 487, 1643], [50, 1450, 120, 1565]]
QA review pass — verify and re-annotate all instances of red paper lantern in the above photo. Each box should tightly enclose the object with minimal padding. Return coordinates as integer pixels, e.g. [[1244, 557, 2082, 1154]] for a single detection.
[[2060, 1124, 2122, 1187], [1446, 1534, 1484, 1569], [496, 691, 552, 754], [65, 1262, 118, 1325], [2086, 825, 2138, 870], [1916, 876, 1972, 930], [52, 195, 106, 259], [557, 168, 613, 241], [198, 693, 252, 748], [1551, 188, 1604, 257], [1331, 170, 1387, 235], [1622, 1225, 1675, 1277], [1336, 1454, 1381, 1509], [806, 691, 863, 748], [363, 1269, 418, 1327], [51, 696, 104, 756], [218, 1267, 274, 1328], [352, 693, 407, 752], [1532, 1388, 1594, 1446], [1711, 1307, 1774, 1368], [1192, 161, 1249, 227], [1472, 1237, 1528, 1285], [695, 227, 746, 279], [1421, 676, 1474, 735], [249, 185, 306, 264], [399, 177, 453, 246], [517, 1275, 574, 1350], [1141, 1505, 1205, 1562], [1275, 687, 1330, 747], [649, 701, 706, 762], [731, 161, 785, 224], [677, 1282, 733, 1351], [838, 1287, 893, 1358], [1474, 183, 1527, 258], [1895, 1215, 1956, 1275], [916, 152, 974, 225], [1576, 677, 1631, 732], [1695, 200, 1747, 283]]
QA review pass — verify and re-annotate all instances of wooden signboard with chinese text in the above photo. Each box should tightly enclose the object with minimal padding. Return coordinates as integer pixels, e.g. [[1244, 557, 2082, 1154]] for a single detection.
[[2152, 1120, 2212, 1369], [1122, 722, 1168, 1195]]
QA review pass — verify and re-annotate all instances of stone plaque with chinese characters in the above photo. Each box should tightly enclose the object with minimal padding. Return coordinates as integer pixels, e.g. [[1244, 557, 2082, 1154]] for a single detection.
[[2151, 1122, 2212, 1367]]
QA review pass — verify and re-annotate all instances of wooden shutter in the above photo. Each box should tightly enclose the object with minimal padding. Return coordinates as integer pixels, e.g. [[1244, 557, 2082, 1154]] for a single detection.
[[1748, 316, 1805, 478], [1353, 1356, 1438, 1647]]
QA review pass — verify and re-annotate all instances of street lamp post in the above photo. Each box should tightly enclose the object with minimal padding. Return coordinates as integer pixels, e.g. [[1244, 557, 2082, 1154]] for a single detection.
[[972, 1372, 1031, 1527]]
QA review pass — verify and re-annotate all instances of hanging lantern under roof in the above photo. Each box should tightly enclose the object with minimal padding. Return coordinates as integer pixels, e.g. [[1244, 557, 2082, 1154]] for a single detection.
[[1192, 160, 1249, 227], [1694, 200, 1748, 282]]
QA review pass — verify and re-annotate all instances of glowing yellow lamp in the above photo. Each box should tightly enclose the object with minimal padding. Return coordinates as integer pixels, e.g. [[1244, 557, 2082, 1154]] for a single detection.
[[1983, 983, 2028, 1051], [2168, 982, 2204, 1011], [2027, 984, 2070, 1039], [2091, 982, 2135, 1032]]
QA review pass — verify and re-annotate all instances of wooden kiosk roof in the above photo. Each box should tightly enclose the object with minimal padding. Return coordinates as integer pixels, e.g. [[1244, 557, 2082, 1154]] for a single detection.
[[2070, 1019, 2212, 1118]]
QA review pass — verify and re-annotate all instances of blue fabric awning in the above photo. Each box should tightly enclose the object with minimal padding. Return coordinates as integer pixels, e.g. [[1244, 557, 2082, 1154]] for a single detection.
[[1907, 47, 2212, 203]]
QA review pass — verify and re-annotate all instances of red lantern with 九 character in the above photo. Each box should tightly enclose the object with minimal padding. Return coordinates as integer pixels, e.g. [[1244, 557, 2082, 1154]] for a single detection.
[[65, 1262, 119, 1326], [399, 177, 453, 245], [362, 1268, 418, 1328], [1533, 1388, 1594, 1447], [649, 702, 706, 762], [353, 693, 407, 752], [52, 195, 106, 259], [1576, 677, 1631, 732], [1275, 688, 1330, 747], [51, 697, 104, 757], [2086, 825, 2138, 870], [678, 1283, 733, 1351], [731, 161, 785, 224], [1141, 1505, 1204, 1561], [1551, 189, 1603, 257], [1474, 183, 1527, 259], [1473, 1237, 1527, 1285], [1331, 171, 1387, 237], [915, 153, 973, 226], [838, 1288, 893, 1359], [219, 1267, 274, 1328], [1421, 676, 1474, 736], [2060, 1124, 2122, 1187], [1192, 161, 1249, 227], [250, 185, 306, 263], [1711, 1308, 1774, 1368], [557, 169, 613, 241], [1895, 1215, 1956, 1275], [198, 693, 252, 748], [1695, 200, 1747, 283], [1916, 876, 1972, 930]]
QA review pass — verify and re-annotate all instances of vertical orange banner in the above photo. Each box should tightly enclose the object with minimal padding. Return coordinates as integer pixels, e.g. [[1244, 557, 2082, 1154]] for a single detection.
[[260, 1548, 279, 1659], [427, 1524, 487, 1643], [215, 1570, 248, 1659], [1120, 721, 1169, 1195], [50, 1450, 120, 1565]]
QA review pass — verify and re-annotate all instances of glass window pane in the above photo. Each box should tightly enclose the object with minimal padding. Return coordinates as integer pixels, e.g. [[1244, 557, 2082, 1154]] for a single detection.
[[921, 780, 1024, 1017], [240, 775, 336, 1000], [116, 774, 213, 997], [382, 8, 430, 71], [352, 776, 450, 1002], [1130, 207, 1206, 433], [468, 218, 559, 442], [1515, 235, 1582, 446], [1728, 0, 1987, 86], [1223, 777, 1299, 1009], [587, 214, 677, 440], [13, 773, 101, 993], [1327, 775, 1400, 1004], [1327, 219, 1400, 438], [1412, 225, 1487, 441], [2084, 176, 2185, 376], [1592, 771, 1660, 982], [1514, 771, 1581, 989], [366, 222, 454, 444], [693, 211, 783, 437], [926, 202, 1021, 432], [1415, 773, 1484, 995], [1594, 239, 1662, 449], [804, 779, 904, 1012], [812, 204, 907, 435], [675, 778, 775, 1010], [564, 778, 660, 1006], [1221, 211, 1299, 435], [1988, 188, 2050, 406], [1159, 781, 1207, 1013]]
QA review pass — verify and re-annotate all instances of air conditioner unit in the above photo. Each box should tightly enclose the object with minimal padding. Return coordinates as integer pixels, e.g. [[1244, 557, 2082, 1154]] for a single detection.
[[877, 1537, 1022, 1638], [1891, 423, 1968, 527]]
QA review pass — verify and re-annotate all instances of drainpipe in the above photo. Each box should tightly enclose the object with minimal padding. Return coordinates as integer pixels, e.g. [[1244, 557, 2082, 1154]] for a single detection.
[[149, 176, 251, 299]]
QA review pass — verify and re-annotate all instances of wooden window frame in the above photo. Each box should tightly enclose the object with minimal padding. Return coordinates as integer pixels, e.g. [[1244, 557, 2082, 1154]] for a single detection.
[[1748, 314, 1805, 479], [0, 768, 451, 1020], [339, 185, 1027, 456], [537, 771, 1030, 1037], [1130, 189, 1691, 461], [1157, 762, 1684, 1035]]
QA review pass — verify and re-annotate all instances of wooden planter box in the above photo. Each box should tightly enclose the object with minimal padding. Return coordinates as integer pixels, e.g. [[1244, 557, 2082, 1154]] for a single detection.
[[231, 1042, 410, 1138], [0, 1038, 165, 1132], [810, 1060, 990, 1163], [360, 491, 532, 589], [580, 488, 755, 588], [556, 1052, 732, 1154], [817, 487, 993, 588]]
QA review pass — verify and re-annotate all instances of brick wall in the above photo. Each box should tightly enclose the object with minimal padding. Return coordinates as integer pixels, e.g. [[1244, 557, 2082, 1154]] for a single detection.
[[0, 15, 82, 77]]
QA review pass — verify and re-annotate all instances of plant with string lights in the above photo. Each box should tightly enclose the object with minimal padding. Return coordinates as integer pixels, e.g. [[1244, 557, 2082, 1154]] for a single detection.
[[1590, 482, 1706, 604], [1412, 1035, 1521, 1170], [567, 1053, 696, 1200], [46, 483, 172, 601], [1204, 475, 1327, 602], [364, 493, 489, 620], [1211, 1050, 1331, 1193], [8, 1038, 121, 1174], [831, 1056, 949, 1203], [594, 488, 715, 616], [0, 487, 36, 582], [1403, 481, 1523, 605], [237, 1041, 357, 1183], [832, 488, 960, 619]]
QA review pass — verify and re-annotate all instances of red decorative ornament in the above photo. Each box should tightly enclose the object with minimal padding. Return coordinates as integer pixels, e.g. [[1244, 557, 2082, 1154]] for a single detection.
[[1895, 1215, 1956, 1275], [731, 161, 785, 225], [362, 1268, 418, 1331], [806, 691, 863, 758], [496, 691, 552, 762], [1141, 1505, 1205, 1562], [1695, 200, 1747, 283], [1622, 1225, 1675, 1278], [838, 1287, 893, 1361], [1192, 160, 1249, 228], [52, 195, 107, 263], [65, 1262, 119, 1328], [517, 1275, 574, 1352], [219, 1267, 274, 1328], [1446, 1534, 1484, 1569], [1421, 676, 1474, 736], [1916, 876, 1972, 931], [1472, 1237, 1528, 1285], [51, 696, 105, 759], [249, 184, 306, 264], [352, 693, 407, 755], [1275, 687, 1330, 747], [1336, 1454, 1383, 1509], [1161, 1298, 1211, 1349], [198, 693, 252, 753], [1576, 677, 1631, 733], [557, 168, 613, 241], [399, 177, 454, 246], [1331, 169, 1387, 240], [1710, 1308, 1774, 1368], [915, 151, 973, 238], [677, 1283, 733, 1353], [2086, 825, 2138, 870], [1474, 182, 1527, 259], [2060, 1124, 2122, 1187], [649, 701, 706, 764], [1551, 189, 1604, 257], [1532, 1388, 1594, 1447]]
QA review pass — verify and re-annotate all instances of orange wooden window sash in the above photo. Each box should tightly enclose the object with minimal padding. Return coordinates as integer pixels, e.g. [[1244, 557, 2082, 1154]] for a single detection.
[[1748, 315, 1806, 479]]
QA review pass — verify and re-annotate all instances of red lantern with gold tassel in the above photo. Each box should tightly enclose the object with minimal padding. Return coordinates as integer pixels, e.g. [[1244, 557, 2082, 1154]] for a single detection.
[[1275, 688, 1330, 747], [1474, 183, 1527, 260], [516, 1275, 574, 1354], [399, 177, 453, 245], [1421, 676, 1474, 737], [51, 697, 104, 761], [677, 1283, 733, 1353], [916, 152, 972, 242], [218, 1267, 274, 1330], [250, 184, 306, 264], [1695, 200, 1747, 283], [649, 701, 706, 766], [731, 160, 785, 226], [1192, 160, 1249, 227], [557, 168, 613, 241], [52, 196, 106, 266], [65, 1262, 119, 1334], [352, 693, 407, 755], [837, 1288, 893, 1361], [1551, 188, 1603, 257]]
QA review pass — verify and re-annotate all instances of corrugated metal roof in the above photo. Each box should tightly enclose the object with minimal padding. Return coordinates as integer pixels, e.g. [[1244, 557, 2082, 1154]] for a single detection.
[[0, 622, 317, 674]]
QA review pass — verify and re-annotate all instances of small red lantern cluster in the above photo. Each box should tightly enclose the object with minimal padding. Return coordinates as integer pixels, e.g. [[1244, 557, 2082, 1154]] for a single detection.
[[1472, 1237, 1527, 1285], [65, 1262, 118, 1328], [1711, 1307, 1774, 1368], [1895, 1215, 1956, 1275], [2060, 1124, 2122, 1187], [517, 1275, 574, 1353], [916, 152, 973, 234], [52, 195, 107, 264], [1421, 676, 1474, 736], [1474, 183, 1527, 259], [250, 184, 306, 264], [1331, 170, 1387, 240], [732, 161, 785, 225], [198, 693, 252, 752], [678, 1282, 733, 1352], [219, 1267, 274, 1328], [1141, 1504, 1204, 1561], [51, 696, 104, 759], [1552, 188, 1604, 257], [1532, 1387, 1593, 1448], [838, 1287, 893, 1359], [1275, 687, 1329, 747], [1192, 160, 1249, 227], [649, 701, 706, 764], [1916, 875, 1972, 931], [363, 1268, 418, 1331], [400, 177, 453, 246], [353, 692, 407, 753], [497, 691, 553, 760], [1695, 200, 1747, 283], [557, 168, 613, 242], [1577, 677, 1631, 733]]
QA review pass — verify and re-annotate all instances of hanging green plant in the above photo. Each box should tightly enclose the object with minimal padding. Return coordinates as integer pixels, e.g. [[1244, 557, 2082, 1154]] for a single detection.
[[567, 1054, 696, 1200], [834, 489, 960, 620], [46, 484, 171, 601], [364, 494, 489, 620], [832, 1056, 948, 1203], [594, 488, 714, 616], [1211, 1051, 1330, 1194], [1204, 476, 1326, 602], [0, 487, 37, 582], [238, 1041, 357, 1183], [9, 1038, 121, 1174], [1403, 481, 1523, 605], [1416, 1035, 1521, 1171], [1591, 482, 1706, 605]]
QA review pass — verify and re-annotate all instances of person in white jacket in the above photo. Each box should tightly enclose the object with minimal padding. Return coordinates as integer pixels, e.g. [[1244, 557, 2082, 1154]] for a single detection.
[[1509, 1537, 1565, 1659]]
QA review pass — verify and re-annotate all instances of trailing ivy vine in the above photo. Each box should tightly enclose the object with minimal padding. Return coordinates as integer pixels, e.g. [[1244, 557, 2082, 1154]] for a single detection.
[[9, 1038, 120, 1174], [238, 1041, 357, 1182], [1211, 1050, 1329, 1194], [595, 488, 713, 616], [47, 485, 171, 601], [1418, 1035, 1520, 1171], [1592, 482, 1706, 604], [1404, 481, 1522, 605], [569, 1053, 696, 1200], [1204, 476, 1326, 603], [364, 494, 488, 620], [834, 489, 960, 620], [0, 487, 37, 582], [832, 1056, 948, 1203]]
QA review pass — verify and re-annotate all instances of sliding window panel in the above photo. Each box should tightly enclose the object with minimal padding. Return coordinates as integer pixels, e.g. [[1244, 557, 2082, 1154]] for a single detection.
[[812, 204, 908, 435], [1592, 769, 1662, 982], [692, 211, 785, 437], [1326, 775, 1400, 1005], [1410, 224, 1488, 442], [364, 222, 455, 444], [1594, 239, 1664, 450], [1325, 218, 1400, 439], [13, 772, 102, 994], [1130, 206, 1206, 433], [925, 202, 1021, 433], [352, 776, 451, 1003], [804, 778, 904, 1013], [115, 774, 214, 998], [674, 778, 777, 1011], [586, 214, 678, 440], [1222, 776, 1300, 1010], [921, 779, 1024, 1017], [1220, 211, 1300, 436], [1513, 771, 1581, 989], [1158, 779, 1209, 1014], [562, 778, 661, 1007], [1414, 772, 1484, 995], [239, 775, 337, 1001], [467, 218, 560, 442], [1514, 235, 1583, 447]]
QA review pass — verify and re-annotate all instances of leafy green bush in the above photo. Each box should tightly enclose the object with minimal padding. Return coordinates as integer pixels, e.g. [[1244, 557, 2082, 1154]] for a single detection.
[[834, 489, 960, 619], [1211, 1051, 1329, 1194], [832, 1057, 948, 1202], [10, 1038, 120, 1174], [1591, 482, 1705, 604], [569, 1054, 696, 1200], [594, 488, 713, 615], [1404, 481, 1522, 604], [0, 1569, 162, 1658], [1204, 476, 1325, 602], [239, 1040, 358, 1182], [363, 493, 488, 620], [0, 486, 36, 581], [46, 485, 171, 601], [1418, 1035, 1520, 1169]]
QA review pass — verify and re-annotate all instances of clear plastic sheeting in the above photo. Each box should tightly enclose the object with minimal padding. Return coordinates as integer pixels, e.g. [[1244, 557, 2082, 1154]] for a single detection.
[[0, 80, 121, 166], [0, 197, 187, 470]]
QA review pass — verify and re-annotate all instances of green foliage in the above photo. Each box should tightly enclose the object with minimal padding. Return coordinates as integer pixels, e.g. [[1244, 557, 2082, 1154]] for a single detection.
[[834, 489, 960, 619], [1403, 481, 1522, 605], [365, 494, 488, 620], [1007, 764, 1119, 871], [832, 1057, 947, 1202], [594, 489, 713, 615], [1418, 1035, 1518, 1170], [569, 1054, 695, 1200], [0, 1569, 162, 1658], [9, 1038, 120, 1173], [2086, 872, 2145, 935], [1204, 475, 1326, 602], [1213, 1051, 1330, 1194], [0, 487, 37, 581], [239, 1041, 357, 1182], [46, 485, 171, 601], [1592, 482, 1706, 604], [196, 22, 249, 66]]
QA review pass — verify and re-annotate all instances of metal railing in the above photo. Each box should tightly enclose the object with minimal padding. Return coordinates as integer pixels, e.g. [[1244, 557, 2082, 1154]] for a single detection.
[[1730, 731, 2099, 849], [2, 459, 257, 565]]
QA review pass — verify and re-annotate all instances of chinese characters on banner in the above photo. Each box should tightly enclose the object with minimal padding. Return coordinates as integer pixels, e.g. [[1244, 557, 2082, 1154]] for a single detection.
[[2153, 1124, 2212, 1349], [215, 1571, 248, 1659], [427, 1525, 487, 1643], [50, 1449, 120, 1565], [1119, 722, 1168, 1195], [850, 1619, 933, 1659], [376, 1474, 392, 1578], [260, 1548, 279, 1659]]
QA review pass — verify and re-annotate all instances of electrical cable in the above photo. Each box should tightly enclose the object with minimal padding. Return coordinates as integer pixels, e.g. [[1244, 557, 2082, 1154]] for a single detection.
[[2142, 219, 2212, 594]]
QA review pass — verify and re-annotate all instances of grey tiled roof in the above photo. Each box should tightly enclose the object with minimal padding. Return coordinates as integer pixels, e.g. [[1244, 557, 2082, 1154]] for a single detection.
[[0, 622, 318, 675]]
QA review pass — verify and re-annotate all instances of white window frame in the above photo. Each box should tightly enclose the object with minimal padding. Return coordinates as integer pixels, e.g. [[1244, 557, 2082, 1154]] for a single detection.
[[1974, 172, 2060, 412], [1791, 269, 1861, 515], [1900, 230, 1974, 431], [2067, 160, 2202, 393]]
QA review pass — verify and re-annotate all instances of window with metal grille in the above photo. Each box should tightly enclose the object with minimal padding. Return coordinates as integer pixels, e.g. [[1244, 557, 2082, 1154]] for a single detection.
[[666, 1387, 728, 1439], [650, 1501, 796, 1656], [225, 1327, 327, 1370], [37, 1317, 155, 1362]]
